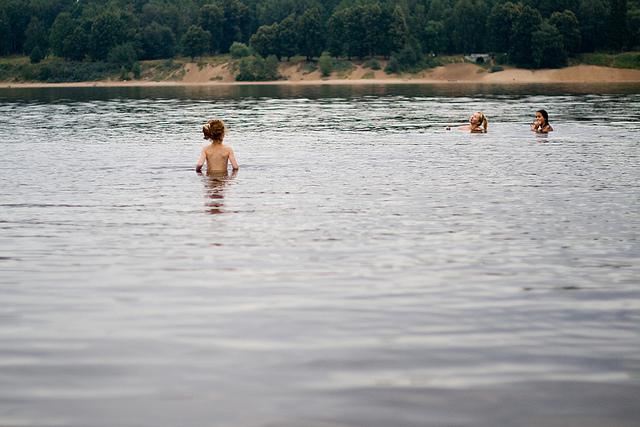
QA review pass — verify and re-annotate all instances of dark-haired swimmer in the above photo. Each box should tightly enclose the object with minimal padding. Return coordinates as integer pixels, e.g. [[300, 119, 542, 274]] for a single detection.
[[531, 109, 553, 133]]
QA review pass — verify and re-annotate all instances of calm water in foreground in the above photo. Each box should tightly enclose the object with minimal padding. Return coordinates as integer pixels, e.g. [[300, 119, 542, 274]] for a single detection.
[[1, 83, 639, 427]]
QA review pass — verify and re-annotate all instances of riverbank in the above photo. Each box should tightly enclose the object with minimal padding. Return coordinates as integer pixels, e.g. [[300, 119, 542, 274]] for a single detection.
[[2, 62, 640, 88]]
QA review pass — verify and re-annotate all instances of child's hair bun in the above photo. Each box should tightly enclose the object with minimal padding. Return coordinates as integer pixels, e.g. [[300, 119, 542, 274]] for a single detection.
[[203, 119, 226, 141]]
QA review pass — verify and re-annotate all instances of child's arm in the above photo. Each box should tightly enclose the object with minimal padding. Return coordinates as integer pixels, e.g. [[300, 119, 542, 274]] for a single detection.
[[195, 148, 206, 173], [228, 148, 239, 170]]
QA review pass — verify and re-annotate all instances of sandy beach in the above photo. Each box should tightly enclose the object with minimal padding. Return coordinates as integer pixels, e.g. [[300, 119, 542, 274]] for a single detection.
[[1, 63, 640, 88]]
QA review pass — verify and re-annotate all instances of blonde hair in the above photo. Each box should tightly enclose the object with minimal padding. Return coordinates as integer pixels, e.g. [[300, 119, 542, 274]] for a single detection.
[[478, 112, 488, 132], [471, 112, 488, 133], [203, 119, 225, 142]]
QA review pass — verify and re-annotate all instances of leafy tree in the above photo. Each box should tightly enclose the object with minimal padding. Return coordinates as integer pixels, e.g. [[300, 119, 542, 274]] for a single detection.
[[297, 7, 324, 60], [200, 3, 224, 53], [423, 20, 447, 54], [385, 37, 423, 72], [132, 61, 141, 79], [140, 22, 176, 59], [250, 23, 279, 58], [607, 0, 628, 50], [360, 3, 390, 58], [410, 4, 428, 45], [389, 5, 409, 54], [549, 10, 581, 54], [628, 6, 640, 49], [487, 2, 521, 53], [217, 0, 252, 53], [140, 1, 182, 38], [181, 25, 211, 59], [255, 0, 313, 24], [4, 0, 31, 53], [428, 0, 452, 22], [49, 12, 74, 57], [509, 5, 543, 67], [276, 14, 298, 60], [577, 0, 610, 51], [532, 21, 567, 68], [29, 0, 74, 28], [236, 54, 279, 81], [522, 0, 580, 17], [108, 43, 138, 69], [0, 8, 12, 55], [230, 41, 251, 58], [24, 16, 48, 55], [450, 0, 486, 53], [328, 4, 390, 58], [89, 12, 128, 60], [29, 45, 44, 63], [327, 8, 349, 57], [62, 26, 89, 61], [318, 51, 333, 76]]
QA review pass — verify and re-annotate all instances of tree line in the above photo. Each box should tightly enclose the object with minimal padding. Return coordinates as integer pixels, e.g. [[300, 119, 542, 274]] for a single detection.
[[1, 0, 638, 70]]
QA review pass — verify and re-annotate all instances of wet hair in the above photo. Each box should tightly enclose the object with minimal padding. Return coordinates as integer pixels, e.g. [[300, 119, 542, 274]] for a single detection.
[[203, 119, 225, 142], [473, 111, 488, 132], [536, 109, 549, 126]]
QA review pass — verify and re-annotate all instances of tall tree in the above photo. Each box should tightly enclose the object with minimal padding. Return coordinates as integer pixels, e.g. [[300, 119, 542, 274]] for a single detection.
[[297, 7, 324, 60], [4, 0, 31, 54], [62, 25, 90, 61], [487, 2, 521, 53], [276, 14, 298, 60], [389, 5, 409, 54], [549, 10, 581, 54], [577, 0, 609, 51], [217, 0, 252, 52], [181, 25, 211, 59], [200, 4, 224, 53], [23, 16, 49, 55], [423, 20, 447, 54], [450, 0, 487, 53], [522, 0, 580, 17], [140, 22, 176, 59], [509, 5, 543, 67], [0, 8, 10, 55], [532, 21, 567, 68], [250, 23, 279, 58], [628, 5, 640, 49], [607, 0, 628, 50], [89, 12, 128, 60], [49, 12, 74, 57]]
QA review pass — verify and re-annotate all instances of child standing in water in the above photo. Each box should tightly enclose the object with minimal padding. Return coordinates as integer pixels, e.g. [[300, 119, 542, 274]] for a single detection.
[[196, 119, 239, 174], [531, 109, 553, 133]]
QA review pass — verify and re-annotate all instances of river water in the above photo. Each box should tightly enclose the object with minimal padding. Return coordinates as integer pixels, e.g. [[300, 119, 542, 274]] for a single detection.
[[1, 83, 639, 427]]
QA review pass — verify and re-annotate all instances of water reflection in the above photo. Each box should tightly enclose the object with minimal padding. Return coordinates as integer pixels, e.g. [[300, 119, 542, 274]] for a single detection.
[[1, 85, 639, 427], [1, 82, 640, 102], [202, 170, 236, 215]]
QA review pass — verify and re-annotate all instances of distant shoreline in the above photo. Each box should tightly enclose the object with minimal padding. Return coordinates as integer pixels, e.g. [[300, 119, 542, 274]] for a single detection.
[[2, 64, 640, 89]]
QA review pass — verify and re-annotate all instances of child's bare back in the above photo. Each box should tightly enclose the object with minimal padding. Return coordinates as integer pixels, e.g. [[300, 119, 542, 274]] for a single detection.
[[196, 119, 239, 174]]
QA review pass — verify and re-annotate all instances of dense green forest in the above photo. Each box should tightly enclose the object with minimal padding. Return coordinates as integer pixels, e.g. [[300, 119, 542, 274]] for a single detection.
[[1, 0, 639, 79]]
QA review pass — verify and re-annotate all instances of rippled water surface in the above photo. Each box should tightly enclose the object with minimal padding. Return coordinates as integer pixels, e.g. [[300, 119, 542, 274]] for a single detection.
[[1, 84, 640, 427]]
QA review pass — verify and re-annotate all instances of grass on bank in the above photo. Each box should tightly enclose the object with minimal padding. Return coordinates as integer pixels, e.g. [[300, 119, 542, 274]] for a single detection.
[[572, 52, 640, 69], [1, 52, 639, 83]]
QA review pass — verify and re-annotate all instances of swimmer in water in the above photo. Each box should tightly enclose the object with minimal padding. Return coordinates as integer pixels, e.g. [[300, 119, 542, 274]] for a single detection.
[[531, 109, 553, 133], [446, 112, 488, 133], [196, 119, 239, 174]]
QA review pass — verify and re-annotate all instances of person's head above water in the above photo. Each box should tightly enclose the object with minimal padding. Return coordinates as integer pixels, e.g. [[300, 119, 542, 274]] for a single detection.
[[203, 119, 226, 142], [535, 109, 549, 126], [469, 111, 488, 132]]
